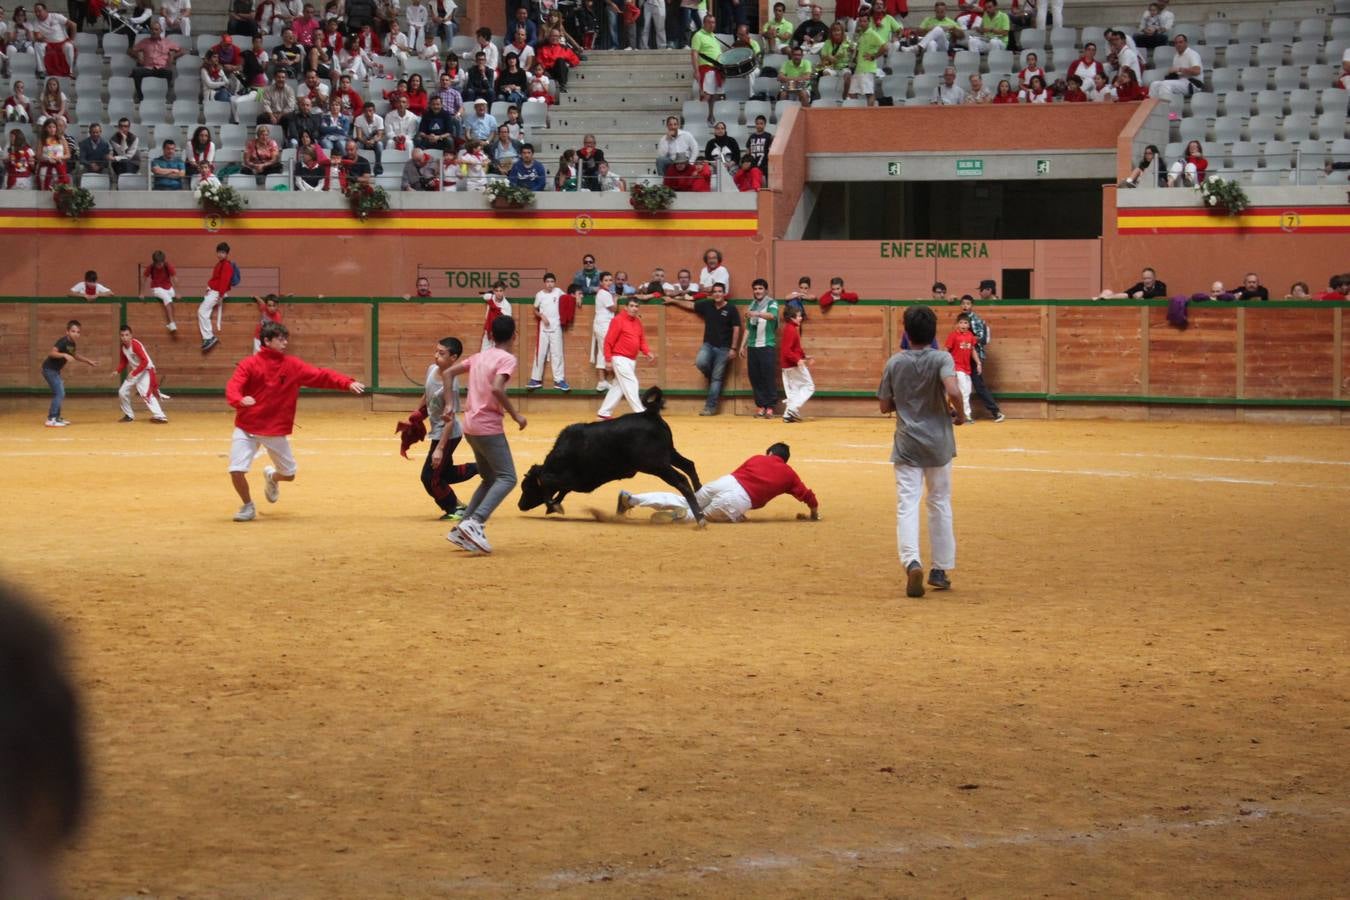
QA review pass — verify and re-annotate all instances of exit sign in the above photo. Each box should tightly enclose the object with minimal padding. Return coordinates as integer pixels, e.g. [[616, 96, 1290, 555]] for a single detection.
[[956, 158, 984, 177], [887, 161, 901, 176], [1036, 158, 1051, 175]]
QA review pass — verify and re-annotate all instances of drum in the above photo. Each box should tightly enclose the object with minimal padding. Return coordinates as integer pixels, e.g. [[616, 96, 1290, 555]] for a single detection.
[[717, 47, 757, 78]]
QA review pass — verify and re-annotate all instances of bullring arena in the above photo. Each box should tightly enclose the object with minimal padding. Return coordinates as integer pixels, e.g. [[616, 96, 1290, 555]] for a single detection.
[[3, 0, 1350, 893]]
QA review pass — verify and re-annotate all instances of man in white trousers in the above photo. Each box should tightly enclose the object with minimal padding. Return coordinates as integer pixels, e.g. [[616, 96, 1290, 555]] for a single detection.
[[598, 298, 655, 418], [1035, 0, 1062, 30], [878, 304, 965, 599], [1147, 32, 1203, 102], [527, 273, 570, 391], [617, 442, 819, 523], [114, 326, 169, 423], [640, 0, 666, 48], [589, 271, 618, 393]]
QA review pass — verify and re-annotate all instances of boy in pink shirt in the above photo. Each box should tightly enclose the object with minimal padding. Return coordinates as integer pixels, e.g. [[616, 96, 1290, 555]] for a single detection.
[[435, 315, 527, 554]]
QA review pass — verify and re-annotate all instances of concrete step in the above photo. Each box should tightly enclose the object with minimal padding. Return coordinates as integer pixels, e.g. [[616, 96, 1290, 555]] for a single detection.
[[559, 89, 689, 110], [545, 110, 677, 131], [572, 69, 694, 88]]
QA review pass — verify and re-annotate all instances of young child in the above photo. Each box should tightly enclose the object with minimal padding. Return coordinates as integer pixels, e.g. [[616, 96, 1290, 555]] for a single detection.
[[784, 275, 812, 321], [481, 280, 512, 352], [779, 306, 814, 422], [504, 105, 525, 142], [199, 241, 235, 353], [598, 297, 655, 418], [68, 270, 113, 302], [878, 304, 965, 598], [590, 271, 618, 392], [944, 311, 978, 423], [528, 272, 569, 391], [818, 275, 860, 312], [438, 315, 527, 554], [1017, 51, 1045, 91], [114, 325, 168, 424], [252, 293, 285, 353], [40, 319, 98, 427], [621, 0, 640, 48], [142, 250, 180, 332], [419, 337, 479, 519], [224, 321, 366, 522]]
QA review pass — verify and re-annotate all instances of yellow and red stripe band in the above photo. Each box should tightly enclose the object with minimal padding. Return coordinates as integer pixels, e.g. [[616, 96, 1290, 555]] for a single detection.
[[0, 208, 760, 237], [1117, 205, 1350, 235]]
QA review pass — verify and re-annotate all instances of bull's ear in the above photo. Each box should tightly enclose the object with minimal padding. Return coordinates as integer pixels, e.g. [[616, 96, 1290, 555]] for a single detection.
[[525, 464, 541, 478]]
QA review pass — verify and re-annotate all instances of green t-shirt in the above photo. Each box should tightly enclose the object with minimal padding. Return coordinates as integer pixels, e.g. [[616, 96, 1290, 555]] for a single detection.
[[920, 15, 958, 31], [691, 28, 722, 64], [781, 57, 813, 79], [868, 13, 903, 41], [764, 17, 794, 40], [745, 297, 779, 348], [855, 28, 887, 74], [980, 10, 1010, 34], [821, 38, 854, 68]]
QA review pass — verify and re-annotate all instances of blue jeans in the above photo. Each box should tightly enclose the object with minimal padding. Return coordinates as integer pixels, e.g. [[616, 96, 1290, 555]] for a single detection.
[[42, 367, 64, 420], [695, 343, 730, 411]]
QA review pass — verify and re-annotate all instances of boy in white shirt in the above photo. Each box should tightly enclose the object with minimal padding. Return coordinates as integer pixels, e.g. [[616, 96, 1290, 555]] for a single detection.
[[69, 270, 113, 302], [480, 280, 511, 351], [590, 271, 618, 393], [527, 272, 569, 391]]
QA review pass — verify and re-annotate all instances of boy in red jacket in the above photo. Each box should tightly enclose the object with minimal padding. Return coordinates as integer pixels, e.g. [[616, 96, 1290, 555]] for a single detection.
[[225, 321, 367, 521], [199, 241, 234, 353], [779, 306, 814, 422], [943, 311, 978, 422], [818, 276, 859, 311], [597, 297, 656, 418], [617, 442, 819, 523]]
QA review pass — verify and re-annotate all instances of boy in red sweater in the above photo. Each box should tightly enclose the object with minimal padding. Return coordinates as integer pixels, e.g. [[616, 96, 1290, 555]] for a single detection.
[[252, 293, 285, 353], [818, 276, 859, 311], [944, 311, 978, 422], [141, 249, 180, 333], [779, 306, 814, 422], [618, 442, 819, 523], [597, 297, 656, 418], [224, 321, 366, 521], [199, 241, 234, 353]]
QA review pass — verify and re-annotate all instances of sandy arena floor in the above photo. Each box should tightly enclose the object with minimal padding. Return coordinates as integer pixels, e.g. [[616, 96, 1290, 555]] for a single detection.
[[1, 399, 1348, 898]]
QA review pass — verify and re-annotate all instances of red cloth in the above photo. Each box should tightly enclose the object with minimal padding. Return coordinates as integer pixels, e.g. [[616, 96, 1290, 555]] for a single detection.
[[484, 297, 506, 336], [538, 43, 581, 70], [1316, 291, 1347, 301], [730, 454, 817, 511], [118, 338, 163, 398], [603, 312, 649, 361], [406, 89, 429, 116], [944, 329, 977, 374], [43, 42, 72, 78], [992, 93, 1019, 104], [559, 292, 578, 328], [396, 404, 428, 457], [733, 165, 763, 192], [225, 347, 354, 436], [208, 258, 233, 294], [696, 63, 724, 92], [779, 320, 805, 367], [1115, 81, 1146, 102], [1062, 88, 1088, 102], [818, 289, 858, 311]]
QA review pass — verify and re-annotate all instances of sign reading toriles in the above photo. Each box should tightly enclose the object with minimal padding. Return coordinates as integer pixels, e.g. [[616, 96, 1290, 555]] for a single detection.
[[416, 266, 547, 294], [879, 241, 991, 259]]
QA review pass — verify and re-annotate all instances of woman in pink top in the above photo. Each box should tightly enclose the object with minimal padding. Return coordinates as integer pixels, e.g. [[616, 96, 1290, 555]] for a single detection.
[[435, 314, 527, 555]]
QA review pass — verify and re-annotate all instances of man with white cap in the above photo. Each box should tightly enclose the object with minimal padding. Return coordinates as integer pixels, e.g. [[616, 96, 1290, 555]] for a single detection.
[[462, 97, 497, 142]]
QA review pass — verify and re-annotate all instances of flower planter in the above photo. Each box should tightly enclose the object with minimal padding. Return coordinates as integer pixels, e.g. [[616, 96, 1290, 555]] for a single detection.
[[490, 196, 527, 210]]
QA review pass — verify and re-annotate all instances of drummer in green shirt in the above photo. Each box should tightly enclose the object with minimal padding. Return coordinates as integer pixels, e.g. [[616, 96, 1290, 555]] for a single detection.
[[777, 45, 814, 104], [910, 1, 963, 55], [761, 1, 795, 52], [967, 0, 1011, 52], [818, 21, 854, 96], [850, 12, 890, 106], [689, 13, 723, 126]]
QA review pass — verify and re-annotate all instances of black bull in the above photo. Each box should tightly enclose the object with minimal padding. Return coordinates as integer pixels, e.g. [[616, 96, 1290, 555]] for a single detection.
[[518, 387, 704, 522]]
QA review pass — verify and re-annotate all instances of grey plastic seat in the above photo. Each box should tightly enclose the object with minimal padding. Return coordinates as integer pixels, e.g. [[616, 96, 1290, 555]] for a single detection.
[[75, 97, 103, 123], [1297, 18, 1326, 42], [1255, 90, 1285, 117], [1282, 113, 1314, 141], [1152, 46, 1175, 70], [265, 174, 290, 190], [743, 100, 772, 123], [1189, 92, 1218, 119], [108, 75, 135, 97], [1290, 42, 1320, 67], [880, 74, 910, 101], [140, 79, 169, 102], [171, 98, 199, 123], [1239, 66, 1267, 91], [887, 49, 917, 75], [103, 32, 129, 55], [1255, 43, 1285, 68], [1306, 64, 1335, 87], [987, 48, 1014, 72], [1229, 140, 1259, 171], [138, 98, 168, 124], [1262, 140, 1293, 168], [152, 123, 181, 147], [1210, 67, 1239, 94], [1020, 28, 1046, 49], [1250, 170, 1282, 185], [80, 171, 112, 189], [195, 34, 219, 56], [1202, 22, 1231, 45], [1322, 88, 1349, 114], [1222, 92, 1253, 118], [1179, 116, 1208, 143], [109, 55, 134, 77], [107, 97, 134, 123], [712, 99, 742, 122], [217, 123, 246, 149], [953, 50, 979, 73], [520, 102, 546, 128], [227, 174, 259, 191], [680, 99, 704, 124], [1266, 20, 1297, 44], [1288, 89, 1318, 116], [1316, 111, 1347, 140], [1272, 65, 1301, 92], [1234, 21, 1263, 44], [1296, 140, 1328, 170], [1214, 115, 1244, 143], [1332, 138, 1350, 164], [1221, 41, 1252, 68], [74, 32, 100, 54], [1164, 141, 1184, 162], [1248, 114, 1279, 142], [1333, 19, 1350, 39]]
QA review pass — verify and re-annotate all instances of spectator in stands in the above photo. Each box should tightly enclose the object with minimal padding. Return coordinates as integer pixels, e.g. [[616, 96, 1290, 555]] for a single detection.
[[689, 14, 724, 126], [573, 255, 601, 291], [964, 73, 992, 103], [744, 115, 771, 176], [317, 96, 351, 154], [3, 80, 33, 124], [462, 97, 497, 141], [1094, 266, 1167, 300], [463, 49, 494, 103], [1285, 282, 1311, 300], [201, 50, 232, 102], [933, 66, 966, 104], [992, 77, 1017, 103], [258, 69, 297, 126], [526, 61, 554, 105], [384, 92, 420, 149], [1018, 73, 1049, 102], [34, 76, 67, 128], [76, 123, 109, 177], [333, 75, 364, 117], [817, 22, 853, 91], [597, 160, 625, 190], [967, 0, 1010, 53], [847, 13, 885, 106], [184, 125, 214, 178], [401, 146, 439, 189], [107, 117, 139, 183], [150, 138, 184, 190], [352, 101, 385, 173], [6, 130, 35, 190], [1339, 48, 1350, 90], [32, 2, 76, 78], [705, 120, 739, 186], [698, 248, 730, 294], [1148, 32, 1202, 102], [778, 46, 813, 105], [1166, 139, 1206, 187], [792, 4, 829, 49], [503, 105, 526, 141], [241, 34, 270, 87], [335, 36, 368, 81], [457, 137, 491, 190], [1105, 28, 1140, 83], [664, 153, 707, 190], [270, 26, 305, 78], [1118, 143, 1163, 188], [1133, 1, 1171, 49], [538, 28, 580, 94], [1113, 66, 1145, 101], [242, 123, 282, 180], [497, 52, 528, 105], [505, 26, 534, 71], [1015, 50, 1043, 90], [555, 148, 577, 190], [907, 3, 962, 56], [761, 1, 794, 52], [415, 93, 455, 150], [435, 70, 464, 120], [1234, 273, 1269, 302], [639, 0, 665, 48], [732, 154, 763, 191], [1086, 71, 1115, 101], [227, 0, 256, 37], [577, 132, 605, 190], [294, 142, 327, 188], [1061, 73, 1087, 101], [1033, 0, 1058, 29], [129, 20, 183, 102], [486, 124, 521, 167], [35, 117, 68, 188], [283, 94, 322, 147], [1068, 41, 1104, 86], [159, 0, 191, 36], [384, 20, 412, 66], [508, 142, 547, 189], [507, 5, 536, 46], [656, 115, 698, 175], [298, 69, 330, 107], [1316, 275, 1347, 301]]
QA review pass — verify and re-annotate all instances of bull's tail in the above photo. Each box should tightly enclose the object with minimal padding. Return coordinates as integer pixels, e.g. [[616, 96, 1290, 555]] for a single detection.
[[641, 386, 665, 416]]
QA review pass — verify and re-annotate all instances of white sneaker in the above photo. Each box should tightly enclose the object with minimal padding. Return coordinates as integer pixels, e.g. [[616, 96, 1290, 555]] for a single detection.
[[445, 524, 479, 552], [44, 418, 68, 427], [233, 502, 256, 522], [455, 518, 493, 553], [167, 322, 177, 332], [263, 466, 280, 503], [595, 381, 610, 393]]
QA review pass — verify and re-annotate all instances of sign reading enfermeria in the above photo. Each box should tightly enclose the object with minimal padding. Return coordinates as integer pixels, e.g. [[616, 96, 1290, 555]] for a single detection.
[[879, 241, 991, 259]]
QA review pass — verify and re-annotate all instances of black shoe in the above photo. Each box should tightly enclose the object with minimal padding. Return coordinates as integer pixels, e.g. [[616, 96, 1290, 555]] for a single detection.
[[906, 561, 925, 598], [927, 568, 951, 591], [202, 337, 220, 353], [118, 415, 134, 422]]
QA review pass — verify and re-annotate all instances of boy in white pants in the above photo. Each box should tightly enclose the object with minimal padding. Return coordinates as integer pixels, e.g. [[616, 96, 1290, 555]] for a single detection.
[[778, 306, 814, 422], [617, 442, 819, 523], [943, 311, 977, 422], [527, 273, 570, 391], [141, 250, 180, 332], [198, 241, 234, 353], [589, 271, 618, 393], [115, 325, 168, 423], [598, 297, 655, 418], [878, 304, 965, 599]]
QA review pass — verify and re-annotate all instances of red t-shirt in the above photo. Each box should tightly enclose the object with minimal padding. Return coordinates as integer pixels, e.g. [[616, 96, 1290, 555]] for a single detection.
[[147, 261, 175, 289], [207, 257, 234, 294], [1316, 291, 1347, 301], [730, 454, 817, 511], [945, 329, 978, 374], [254, 306, 283, 339]]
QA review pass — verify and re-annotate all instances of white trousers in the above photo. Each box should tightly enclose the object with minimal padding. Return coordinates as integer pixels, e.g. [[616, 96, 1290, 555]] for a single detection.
[[640, 0, 666, 48], [966, 35, 1006, 53], [1035, 0, 1063, 29], [631, 474, 751, 523], [782, 362, 814, 416], [918, 26, 949, 54], [599, 355, 643, 416], [1149, 78, 1194, 101], [119, 371, 166, 419], [160, 14, 191, 35], [895, 462, 955, 571], [956, 370, 972, 419], [228, 426, 297, 475], [590, 318, 612, 372], [152, 287, 176, 305], [531, 327, 566, 382], [198, 289, 223, 341], [1168, 159, 1201, 185]]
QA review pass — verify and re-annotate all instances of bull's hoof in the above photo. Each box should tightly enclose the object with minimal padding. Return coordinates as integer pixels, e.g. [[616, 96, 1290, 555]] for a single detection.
[[546, 502, 565, 515]]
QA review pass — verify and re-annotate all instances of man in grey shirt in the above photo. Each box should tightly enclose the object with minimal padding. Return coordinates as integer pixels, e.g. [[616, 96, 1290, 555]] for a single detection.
[[419, 337, 479, 519], [877, 304, 966, 598]]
